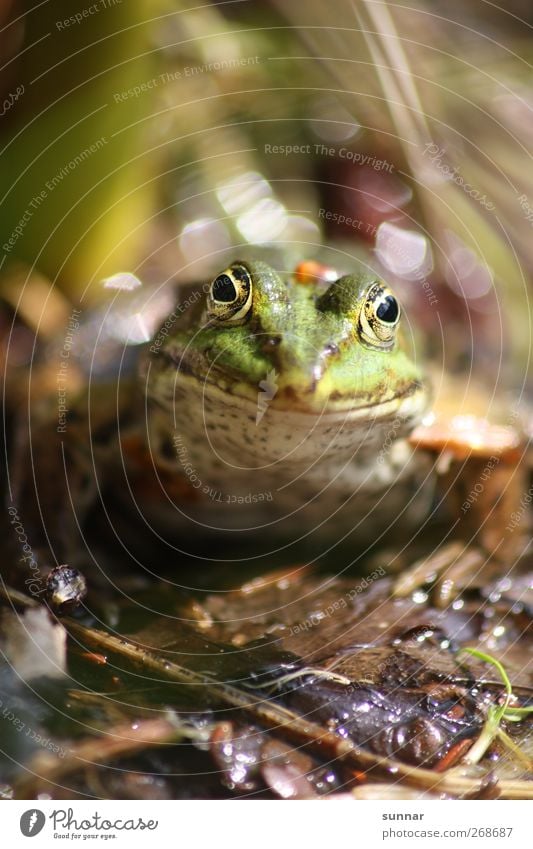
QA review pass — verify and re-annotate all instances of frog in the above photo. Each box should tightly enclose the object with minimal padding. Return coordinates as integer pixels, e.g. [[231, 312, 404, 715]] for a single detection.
[[141, 258, 433, 548], [6, 256, 527, 598], [3, 259, 532, 797]]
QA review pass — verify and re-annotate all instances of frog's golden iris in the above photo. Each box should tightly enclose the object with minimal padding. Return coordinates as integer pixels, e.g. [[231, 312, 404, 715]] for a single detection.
[[206, 263, 253, 324], [359, 283, 401, 350]]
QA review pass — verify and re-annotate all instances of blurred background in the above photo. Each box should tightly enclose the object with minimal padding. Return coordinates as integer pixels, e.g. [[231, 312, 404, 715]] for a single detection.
[[1, 0, 533, 393]]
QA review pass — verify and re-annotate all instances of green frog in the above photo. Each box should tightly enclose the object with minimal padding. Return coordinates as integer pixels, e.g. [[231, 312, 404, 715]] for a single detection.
[[140, 258, 432, 545], [8, 256, 522, 593]]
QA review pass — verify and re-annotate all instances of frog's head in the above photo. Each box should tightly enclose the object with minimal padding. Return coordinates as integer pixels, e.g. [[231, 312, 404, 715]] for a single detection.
[[145, 260, 429, 467]]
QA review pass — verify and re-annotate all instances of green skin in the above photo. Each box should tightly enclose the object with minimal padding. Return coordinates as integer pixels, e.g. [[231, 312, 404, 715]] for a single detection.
[[10, 259, 433, 570], [146, 259, 428, 416], [141, 260, 432, 541]]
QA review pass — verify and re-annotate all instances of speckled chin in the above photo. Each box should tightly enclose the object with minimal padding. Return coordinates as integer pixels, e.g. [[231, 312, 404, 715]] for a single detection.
[[148, 372, 429, 474], [141, 372, 432, 541]]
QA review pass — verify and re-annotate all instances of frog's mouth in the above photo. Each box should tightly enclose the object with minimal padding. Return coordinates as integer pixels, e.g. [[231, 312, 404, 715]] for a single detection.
[[168, 368, 429, 423], [271, 376, 428, 417], [192, 370, 429, 417]]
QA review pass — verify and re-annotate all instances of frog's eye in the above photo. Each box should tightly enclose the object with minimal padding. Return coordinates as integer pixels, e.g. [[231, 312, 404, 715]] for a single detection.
[[359, 283, 400, 349], [206, 264, 253, 324]]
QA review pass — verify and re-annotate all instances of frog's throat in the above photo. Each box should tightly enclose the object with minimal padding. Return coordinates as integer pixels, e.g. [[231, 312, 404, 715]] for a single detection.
[[148, 373, 428, 474]]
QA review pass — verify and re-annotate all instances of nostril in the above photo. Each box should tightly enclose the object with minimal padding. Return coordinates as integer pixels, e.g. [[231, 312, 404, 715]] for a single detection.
[[261, 336, 282, 352]]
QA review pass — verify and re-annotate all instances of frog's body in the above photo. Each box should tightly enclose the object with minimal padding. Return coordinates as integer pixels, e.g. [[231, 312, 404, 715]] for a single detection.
[[7, 258, 436, 571], [139, 259, 432, 542]]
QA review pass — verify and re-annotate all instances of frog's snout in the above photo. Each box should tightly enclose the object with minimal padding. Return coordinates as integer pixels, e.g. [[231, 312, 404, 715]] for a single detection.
[[262, 332, 337, 394]]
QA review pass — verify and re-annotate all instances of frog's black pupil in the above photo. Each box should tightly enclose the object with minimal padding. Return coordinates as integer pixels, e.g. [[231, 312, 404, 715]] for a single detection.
[[212, 274, 237, 303], [376, 295, 399, 323]]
